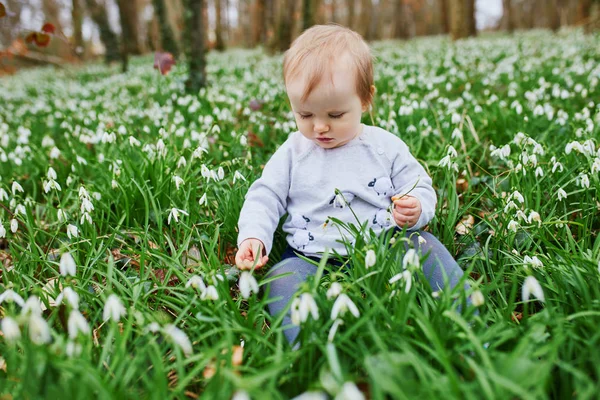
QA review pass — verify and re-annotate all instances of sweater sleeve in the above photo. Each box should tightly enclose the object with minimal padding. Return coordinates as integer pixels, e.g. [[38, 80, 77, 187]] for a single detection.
[[237, 143, 291, 255], [390, 140, 437, 231]]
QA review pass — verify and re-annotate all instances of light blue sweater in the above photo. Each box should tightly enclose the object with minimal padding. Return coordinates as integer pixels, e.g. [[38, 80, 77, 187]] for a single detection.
[[237, 124, 437, 258]]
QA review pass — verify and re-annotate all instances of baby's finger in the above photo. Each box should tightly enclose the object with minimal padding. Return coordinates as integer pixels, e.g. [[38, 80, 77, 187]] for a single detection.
[[394, 197, 418, 208], [394, 206, 419, 216]]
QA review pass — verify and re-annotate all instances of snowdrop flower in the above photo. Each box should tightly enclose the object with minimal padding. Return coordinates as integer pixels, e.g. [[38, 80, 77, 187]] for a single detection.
[[198, 193, 207, 206], [172, 175, 184, 190], [232, 390, 251, 400], [557, 188, 567, 201], [233, 170, 246, 183], [65, 340, 82, 357], [201, 285, 219, 301], [534, 167, 544, 178], [402, 249, 420, 269], [451, 128, 463, 140], [10, 219, 18, 233], [128, 136, 141, 147], [185, 275, 207, 292], [578, 174, 590, 189], [217, 166, 225, 181], [21, 295, 43, 316], [47, 167, 57, 180], [163, 324, 193, 356], [471, 290, 485, 307], [0, 289, 25, 307], [67, 224, 78, 239], [28, 315, 51, 345], [326, 282, 343, 300], [11, 181, 24, 195], [451, 113, 461, 124], [335, 382, 365, 400], [438, 155, 458, 172], [1, 317, 21, 342], [57, 208, 68, 223], [522, 276, 545, 302], [239, 271, 259, 299], [103, 294, 126, 322], [524, 255, 544, 268], [528, 211, 541, 226], [59, 252, 77, 277], [292, 391, 328, 400], [14, 204, 26, 217], [328, 319, 344, 342], [507, 220, 519, 232], [389, 270, 412, 293], [291, 293, 320, 325], [0, 223, 6, 238], [167, 208, 188, 225], [68, 310, 90, 338], [0, 188, 7, 201], [331, 294, 360, 320], [177, 156, 187, 169], [55, 287, 80, 309], [365, 249, 376, 269], [510, 191, 525, 204]]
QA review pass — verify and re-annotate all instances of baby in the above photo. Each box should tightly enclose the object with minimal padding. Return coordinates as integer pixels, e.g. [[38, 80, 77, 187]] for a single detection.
[[235, 25, 468, 344]]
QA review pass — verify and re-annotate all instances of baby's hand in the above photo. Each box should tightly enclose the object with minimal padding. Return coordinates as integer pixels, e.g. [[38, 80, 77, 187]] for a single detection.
[[235, 238, 269, 270], [391, 195, 422, 228]]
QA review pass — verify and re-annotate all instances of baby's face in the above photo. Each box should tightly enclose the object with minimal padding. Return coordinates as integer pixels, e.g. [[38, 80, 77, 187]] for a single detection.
[[286, 58, 367, 149]]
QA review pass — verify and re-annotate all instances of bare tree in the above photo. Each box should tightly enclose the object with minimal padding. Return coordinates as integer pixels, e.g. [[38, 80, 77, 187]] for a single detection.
[[346, 0, 355, 29], [186, 0, 207, 91], [466, 0, 476, 36], [392, 0, 409, 39], [72, 0, 84, 58], [503, 0, 513, 33], [439, 0, 450, 34], [153, 0, 180, 56], [303, 0, 316, 31], [253, 0, 266, 46], [358, 0, 372, 38], [272, 0, 296, 52], [215, 0, 226, 50], [85, 0, 121, 63], [448, 0, 471, 40]]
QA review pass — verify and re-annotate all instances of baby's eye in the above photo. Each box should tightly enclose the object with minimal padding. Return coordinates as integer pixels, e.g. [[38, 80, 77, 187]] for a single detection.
[[329, 113, 345, 119], [299, 114, 312, 119]]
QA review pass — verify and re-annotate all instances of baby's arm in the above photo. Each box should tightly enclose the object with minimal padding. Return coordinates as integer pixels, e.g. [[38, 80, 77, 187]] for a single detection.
[[389, 140, 437, 230], [236, 144, 292, 267]]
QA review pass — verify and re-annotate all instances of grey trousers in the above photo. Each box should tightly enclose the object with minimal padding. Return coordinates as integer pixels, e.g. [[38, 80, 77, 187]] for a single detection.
[[265, 230, 470, 344]]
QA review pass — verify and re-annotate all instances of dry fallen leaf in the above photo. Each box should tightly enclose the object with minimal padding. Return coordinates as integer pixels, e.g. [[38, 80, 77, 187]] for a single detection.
[[455, 215, 475, 235], [456, 178, 468, 192], [203, 345, 244, 379]]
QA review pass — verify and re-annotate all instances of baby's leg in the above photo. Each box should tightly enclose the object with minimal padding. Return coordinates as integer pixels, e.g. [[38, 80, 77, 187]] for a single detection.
[[264, 256, 318, 344], [407, 231, 471, 304]]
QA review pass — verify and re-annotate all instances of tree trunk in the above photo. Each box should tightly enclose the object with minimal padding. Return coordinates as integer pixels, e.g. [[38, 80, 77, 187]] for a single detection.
[[392, 0, 408, 39], [502, 0, 513, 33], [589, 1, 600, 33], [72, 0, 85, 58], [277, 0, 296, 51], [358, 0, 372, 39], [116, 0, 143, 56], [303, 0, 315, 31], [550, 0, 561, 31], [215, 0, 226, 50], [153, 0, 180, 56], [466, 0, 476, 36], [331, 0, 337, 23], [439, 0, 450, 34], [85, 0, 121, 63], [186, 0, 207, 91], [448, 0, 470, 40], [346, 0, 355, 29], [253, 0, 266, 46]]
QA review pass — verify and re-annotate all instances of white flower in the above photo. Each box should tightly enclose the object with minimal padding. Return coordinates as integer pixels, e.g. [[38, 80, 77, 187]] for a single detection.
[[557, 188, 567, 201], [239, 271, 259, 299], [1, 316, 21, 342], [451, 128, 463, 140], [507, 220, 519, 232], [185, 275, 207, 292], [28, 314, 51, 345], [10, 219, 18, 233], [55, 287, 80, 309], [522, 276, 545, 303], [528, 211, 541, 226], [524, 255, 544, 268], [232, 390, 251, 400], [177, 156, 187, 169], [327, 319, 344, 342], [67, 224, 79, 239], [0, 223, 5, 238], [451, 113, 461, 124], [292, 391, 328, 400], [65, 340, 82, 357], [365, 249, 376, 269], [198, 193, 207, 206], [47, 167, 57, 180], [389, 270, 412, 293], [0, 188, 7, 201], [326, 282, 343, 300], [59, 252, 77, 277], [0, 289, 25, 307], [291, 293, 319, 326], [68, 310, 90, 338], [447, 145, 458, 158], [163, 324, 193, 356], [579, 174, 590, 189], [471, 290, 485, 307], [217, 166, 225, 181], [21, 295, 43, 316], [335, 382, 365, 400], [331, 294, 360, 320], [167, 208, 188, 225], [57, 208, 68, 223], [402, 249, 420, 269], [11, 181, 24, 195], [535, 167, 544, 178], [233, 170, 246, 183], [129, 136, 141, 147], [173, 175, 184, 190], [511, 191, 525, 204], [103, 294, 126, 322], [201, 285, 219, 301]]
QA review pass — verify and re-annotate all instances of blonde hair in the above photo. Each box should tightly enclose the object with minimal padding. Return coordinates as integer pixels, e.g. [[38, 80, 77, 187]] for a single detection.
[[283, 24, 374, 107]]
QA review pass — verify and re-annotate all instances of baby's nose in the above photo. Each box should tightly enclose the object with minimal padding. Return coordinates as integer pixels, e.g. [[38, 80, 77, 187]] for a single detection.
[[314, 122, 330, 133]]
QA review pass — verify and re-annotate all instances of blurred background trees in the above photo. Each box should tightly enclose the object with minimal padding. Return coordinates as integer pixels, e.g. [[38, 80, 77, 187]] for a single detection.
[[0, 0, 598, 76]]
